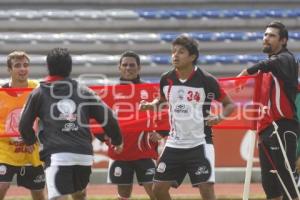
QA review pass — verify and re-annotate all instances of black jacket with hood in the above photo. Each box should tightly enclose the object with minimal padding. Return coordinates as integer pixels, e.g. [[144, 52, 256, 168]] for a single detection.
[[19, 77, 122, 162]]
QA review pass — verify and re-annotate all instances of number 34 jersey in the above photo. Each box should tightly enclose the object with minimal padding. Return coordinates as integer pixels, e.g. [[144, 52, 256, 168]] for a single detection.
[[160, 67, 226, 149]]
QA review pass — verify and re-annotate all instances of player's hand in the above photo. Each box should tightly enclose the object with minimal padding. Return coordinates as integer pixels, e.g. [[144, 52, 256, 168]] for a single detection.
[[149, 131, 162, 142], [25, 145, 34, 153], [235, 69, 249, 92], [139, 100, 151, 111], [113, 143, 124, 154], [206, 115, 222, 126]]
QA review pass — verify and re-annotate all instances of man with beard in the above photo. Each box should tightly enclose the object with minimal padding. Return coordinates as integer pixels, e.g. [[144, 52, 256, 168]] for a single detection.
[[237, 21, 299, 200]]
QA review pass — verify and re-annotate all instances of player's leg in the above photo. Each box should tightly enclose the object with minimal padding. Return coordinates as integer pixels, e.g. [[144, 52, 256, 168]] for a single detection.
[[134, 159, 156, 200], [30, 190, 46, 200], [17, 165, 46, 200], [142, 183, 155, 200], [152, 181, 172, 200], [71, 166, 91, 200], [0, 164, 20, 200], [50, 195, 69, 200], [108, 159, 134, 199], [117, 185, 132, 200], [198, 183, 216, 200], [259, 121, 299, 200], [272, 121, 299, 200], [71, 189, 87, 200], [0, 182, 10, 200], [153, 147, 186, 200], [259, 125, 284, 199], [187, 144, 216, 200], [45, 165, 91, 200]]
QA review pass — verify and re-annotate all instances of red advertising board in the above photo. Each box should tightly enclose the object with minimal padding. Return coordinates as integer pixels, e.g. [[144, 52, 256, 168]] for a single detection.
[[0, 76, 260, 168]]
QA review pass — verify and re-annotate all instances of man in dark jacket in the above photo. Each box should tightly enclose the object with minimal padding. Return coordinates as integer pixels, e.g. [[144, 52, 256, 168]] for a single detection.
[[19, 48, 123, 200], [237, 21, 299, 200]]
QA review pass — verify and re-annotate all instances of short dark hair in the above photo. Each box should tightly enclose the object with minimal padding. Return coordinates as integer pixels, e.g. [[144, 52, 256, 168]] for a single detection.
[[266, 21, 288, 47], [46, 48, 72, 77], [119, 51, 140, 66], [172, 34, 199, 65]]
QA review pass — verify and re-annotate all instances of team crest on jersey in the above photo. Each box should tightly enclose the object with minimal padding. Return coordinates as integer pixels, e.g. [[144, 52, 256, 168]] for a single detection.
[[177, 89, 185, 100], [57, 99, 77, 122], [0, 165, 7, 175], [156, 162, 166, 173], [114, 167, 122, 177]]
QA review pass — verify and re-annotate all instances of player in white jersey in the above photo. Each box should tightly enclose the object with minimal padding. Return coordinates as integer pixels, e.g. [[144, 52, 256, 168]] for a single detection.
[[140, 35, 235, 200]]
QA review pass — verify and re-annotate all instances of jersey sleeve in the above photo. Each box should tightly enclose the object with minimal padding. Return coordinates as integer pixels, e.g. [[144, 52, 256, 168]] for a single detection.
[[206, 74, 227, 102], [159, 76, 167, 100], [247, 52, 297, 81], [87, 89, 122, 146]]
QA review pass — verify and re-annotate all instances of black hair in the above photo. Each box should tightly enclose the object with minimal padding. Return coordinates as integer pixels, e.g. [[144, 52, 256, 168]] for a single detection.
[[266, 21, 288, 47], [46, 48, 72, 77], [172, 34, 199, 65], [119, 51, 140, 66]]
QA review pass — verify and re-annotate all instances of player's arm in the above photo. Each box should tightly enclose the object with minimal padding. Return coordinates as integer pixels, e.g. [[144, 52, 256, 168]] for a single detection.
[[206, 76, 236, 126], [149, 130, 169, 142], [139, 97, 166, 111], [19, 92, 39, 145], [238, 54, 293, 80], [89, 95, 123, 153], [206, 94, 235, 126]]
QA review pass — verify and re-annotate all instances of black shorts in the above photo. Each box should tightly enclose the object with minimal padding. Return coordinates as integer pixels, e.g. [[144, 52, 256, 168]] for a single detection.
[[0, 163, 45, 190], [259, 119, 299, 199], [108, 159, 156, 185], [45, 165, 91, 199], [154, 144, 215, 188]]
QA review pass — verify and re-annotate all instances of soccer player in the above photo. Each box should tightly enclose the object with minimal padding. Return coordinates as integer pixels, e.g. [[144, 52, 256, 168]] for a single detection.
[[0, 51, 45, 200], [97, 51, 167, 200], [140, 35, 235, 200], [19, 48, 123, 200], [237, 21, 299, 200]]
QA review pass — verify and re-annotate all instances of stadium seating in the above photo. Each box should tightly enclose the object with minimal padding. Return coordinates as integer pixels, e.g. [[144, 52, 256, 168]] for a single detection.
[[0, 1, 299, 79], [1, 8, 300, 21], [2, 31, 300, 44], [0, 53, 276, 66]]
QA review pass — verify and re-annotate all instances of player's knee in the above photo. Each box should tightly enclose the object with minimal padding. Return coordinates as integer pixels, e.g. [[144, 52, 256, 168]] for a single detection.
[[117, 186, 132, 198], [31, 189, 46, 200], [198, 184, 216, 200], [153, 184, 167, 197], [0, 182, 10, 191], [71, 190, 87, 200]]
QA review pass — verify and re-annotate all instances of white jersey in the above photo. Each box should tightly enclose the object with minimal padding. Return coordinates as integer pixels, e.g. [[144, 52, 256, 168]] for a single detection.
[[159, 67, 225, 148]]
